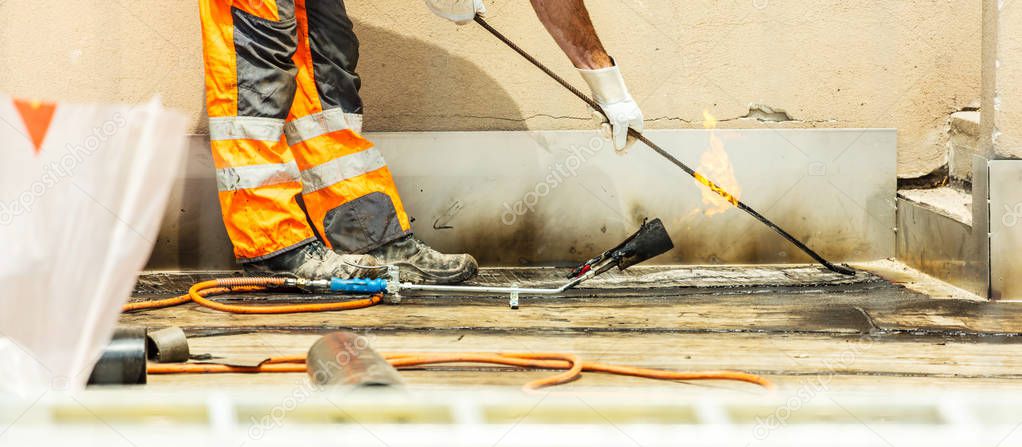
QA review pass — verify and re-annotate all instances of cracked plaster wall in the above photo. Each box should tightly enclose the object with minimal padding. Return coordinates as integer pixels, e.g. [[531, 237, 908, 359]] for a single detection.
[[982, 0, 1022, 159], [0, 0, 980, 177]]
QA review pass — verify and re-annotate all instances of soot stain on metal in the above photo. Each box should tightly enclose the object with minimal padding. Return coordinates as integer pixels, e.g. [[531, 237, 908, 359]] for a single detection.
[[462, 212, 544, 265]]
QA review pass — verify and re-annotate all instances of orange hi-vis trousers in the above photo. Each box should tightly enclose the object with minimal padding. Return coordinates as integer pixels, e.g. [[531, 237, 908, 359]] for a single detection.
[[199, 0, 411, 262]]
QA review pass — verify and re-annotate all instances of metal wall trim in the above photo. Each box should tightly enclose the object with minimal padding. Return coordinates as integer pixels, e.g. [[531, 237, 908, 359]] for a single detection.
[[146, 129, 896, 270], [896, 155, 990, 298], [989, 159, 1022, 299]]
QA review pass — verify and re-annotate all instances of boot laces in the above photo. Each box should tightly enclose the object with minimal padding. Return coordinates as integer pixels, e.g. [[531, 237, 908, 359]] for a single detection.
[[408, 236, 434, 255], [306, 242, 329, 259]]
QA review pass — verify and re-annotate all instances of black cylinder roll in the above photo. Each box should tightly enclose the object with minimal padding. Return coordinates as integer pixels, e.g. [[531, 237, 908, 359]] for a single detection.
[[306, 332, 403, 387], [87, 326, 148, 386]]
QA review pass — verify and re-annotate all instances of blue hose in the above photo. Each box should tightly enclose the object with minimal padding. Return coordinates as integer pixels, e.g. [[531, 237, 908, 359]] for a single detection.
[[329, 278, 388, 294]]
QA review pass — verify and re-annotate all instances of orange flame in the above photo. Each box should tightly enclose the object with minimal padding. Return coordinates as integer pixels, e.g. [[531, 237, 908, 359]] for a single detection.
[[694, 111, 741, 216]]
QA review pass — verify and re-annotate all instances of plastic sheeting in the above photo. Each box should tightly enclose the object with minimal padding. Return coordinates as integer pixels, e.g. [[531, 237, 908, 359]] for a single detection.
[[0, 95, 187, 394]]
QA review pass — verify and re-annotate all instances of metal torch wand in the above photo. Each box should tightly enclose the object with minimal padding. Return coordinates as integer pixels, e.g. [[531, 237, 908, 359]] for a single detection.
[[472, 16, 855, 276]]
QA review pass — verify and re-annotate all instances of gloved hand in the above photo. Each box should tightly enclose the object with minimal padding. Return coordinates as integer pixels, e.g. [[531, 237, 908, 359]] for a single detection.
[[424, 0, 486, 25], [578, 64, 644, 153]]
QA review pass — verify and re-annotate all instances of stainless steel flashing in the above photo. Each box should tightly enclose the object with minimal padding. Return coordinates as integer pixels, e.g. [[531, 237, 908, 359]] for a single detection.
[[974, 155, 992, 297], [989, 159, 1022, 299], [146, 140, 236, 270], [146, 129, 896, 270], [896, 201, 976, 293], [896, 155, 990, 298]]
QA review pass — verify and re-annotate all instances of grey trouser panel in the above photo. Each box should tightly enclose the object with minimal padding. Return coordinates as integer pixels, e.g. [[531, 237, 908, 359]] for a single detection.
[[232, 0, 299, 119], [323, 191, 406, 253], [305, 0, 364, 114]]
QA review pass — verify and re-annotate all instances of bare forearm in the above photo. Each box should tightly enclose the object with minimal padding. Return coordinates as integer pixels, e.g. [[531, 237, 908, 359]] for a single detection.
[[529, 0, 613, 69]]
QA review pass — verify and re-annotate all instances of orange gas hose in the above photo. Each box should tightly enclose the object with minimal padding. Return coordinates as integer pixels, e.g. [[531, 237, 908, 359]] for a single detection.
[[384, 353, 772, 389], [386, 352, 583, 390], [121, 287, 230, 312], [122, 278, 382, 314], [147, 352, 773, 391], [577, 362, 772, 388]]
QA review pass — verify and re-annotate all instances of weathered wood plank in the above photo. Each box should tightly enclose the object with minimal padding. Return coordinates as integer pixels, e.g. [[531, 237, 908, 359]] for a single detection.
[[120, 293, 876, 335], [145, 332, 1022, 390], [121, 289, 1022, 336], [146, 369, 1022, 392]]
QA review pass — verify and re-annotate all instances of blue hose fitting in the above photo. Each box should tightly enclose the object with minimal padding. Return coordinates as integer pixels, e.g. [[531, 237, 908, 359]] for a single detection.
[[329, 278, 388, 294]]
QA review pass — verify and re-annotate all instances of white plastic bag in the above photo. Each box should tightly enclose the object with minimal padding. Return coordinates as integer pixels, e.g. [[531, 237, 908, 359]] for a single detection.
[[0, 95, 187, 394]]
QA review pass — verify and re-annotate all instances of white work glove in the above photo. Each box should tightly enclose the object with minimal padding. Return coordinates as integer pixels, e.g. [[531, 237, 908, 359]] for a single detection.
[[578, 64, 644, 153], [424, 0, 486, 25]]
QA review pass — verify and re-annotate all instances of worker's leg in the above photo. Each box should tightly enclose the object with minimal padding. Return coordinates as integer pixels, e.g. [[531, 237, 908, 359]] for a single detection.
[[285, 0, 409, 252], [199, 0, 378, 278], [287, 0, 477, 284]]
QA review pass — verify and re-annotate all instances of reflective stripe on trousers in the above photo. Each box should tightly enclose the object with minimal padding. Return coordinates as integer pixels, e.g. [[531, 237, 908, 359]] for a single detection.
[[216, 162, 301, 192], [299, 148, 385, 194], [209, 116, 286, 142], [284, 108, 365, 146], [210, 117, 301, 192]]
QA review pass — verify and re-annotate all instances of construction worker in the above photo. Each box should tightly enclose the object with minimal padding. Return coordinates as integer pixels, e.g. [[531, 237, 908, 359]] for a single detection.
[[198, 0, 643, 283]]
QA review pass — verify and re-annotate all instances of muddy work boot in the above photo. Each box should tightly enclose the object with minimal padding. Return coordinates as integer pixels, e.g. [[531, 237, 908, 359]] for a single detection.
[[367, 235, 478, 284], [243, 241, 382, 280]]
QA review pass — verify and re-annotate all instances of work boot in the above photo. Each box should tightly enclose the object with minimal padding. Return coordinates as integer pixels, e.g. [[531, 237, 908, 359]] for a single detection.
[[367, 235, 478, 284], [243, 241, 382, 280]]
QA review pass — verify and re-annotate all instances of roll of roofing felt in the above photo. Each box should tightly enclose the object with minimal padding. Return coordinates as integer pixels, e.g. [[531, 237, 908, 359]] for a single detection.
[[146, 327, 190, 363], [87, 327, 148, 386]]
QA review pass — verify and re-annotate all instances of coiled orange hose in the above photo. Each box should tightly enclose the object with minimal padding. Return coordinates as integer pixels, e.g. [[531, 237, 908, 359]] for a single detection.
[[130, 280, 774, 390], [147, 352, 773, 391], [122, 278, 382, 314]]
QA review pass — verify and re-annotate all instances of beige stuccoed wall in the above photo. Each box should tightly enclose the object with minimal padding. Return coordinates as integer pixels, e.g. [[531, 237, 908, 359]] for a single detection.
[[982, 0, 1022, 159], [0, 0, 980, 178]]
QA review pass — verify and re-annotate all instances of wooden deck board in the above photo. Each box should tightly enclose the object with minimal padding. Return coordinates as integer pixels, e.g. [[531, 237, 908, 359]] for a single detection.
[[121, 287, 1022, 337], [145, 332, 1022, 390], [147, 370, 1022, 391]]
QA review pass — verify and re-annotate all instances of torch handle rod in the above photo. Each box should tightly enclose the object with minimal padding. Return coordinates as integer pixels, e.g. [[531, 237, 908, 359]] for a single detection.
[[473, 16, 854, 276]]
